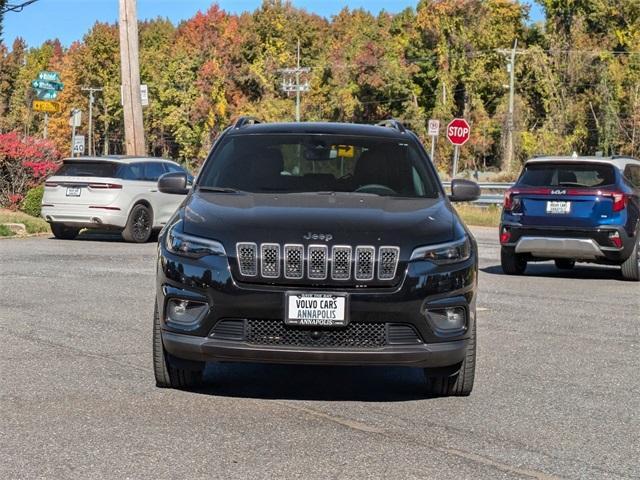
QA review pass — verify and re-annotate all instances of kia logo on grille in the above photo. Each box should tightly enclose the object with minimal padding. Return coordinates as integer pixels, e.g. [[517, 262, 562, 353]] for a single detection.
[[303, 232, 333, 242]]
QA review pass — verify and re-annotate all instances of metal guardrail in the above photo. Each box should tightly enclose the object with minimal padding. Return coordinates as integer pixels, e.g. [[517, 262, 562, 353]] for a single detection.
[[442, 181, 514, 205]]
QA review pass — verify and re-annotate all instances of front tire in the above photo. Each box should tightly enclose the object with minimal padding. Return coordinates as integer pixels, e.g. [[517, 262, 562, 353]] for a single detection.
[[51, 223, 80, 240], [153, 304, 205, 389], [424, 319, 476, 397], [501, 247, 527, 275], [621, 230, 640, 281], [555, 259, 575, 270], [122, 204, 153, 243]]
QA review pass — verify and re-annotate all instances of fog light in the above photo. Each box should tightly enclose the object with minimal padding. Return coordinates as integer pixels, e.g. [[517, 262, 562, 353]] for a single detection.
[[428, 307, 466, 331], [167, 299, 208, 326]]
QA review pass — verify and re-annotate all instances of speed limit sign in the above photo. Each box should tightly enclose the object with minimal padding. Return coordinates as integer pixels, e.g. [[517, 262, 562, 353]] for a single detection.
[[73, 135, 85, 155], [428, 119, 440, 137]]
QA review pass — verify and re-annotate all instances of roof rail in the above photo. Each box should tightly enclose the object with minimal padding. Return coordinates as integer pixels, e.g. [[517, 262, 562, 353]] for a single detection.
[[376, 119, 407, 134], [233, 116, 262, 129]]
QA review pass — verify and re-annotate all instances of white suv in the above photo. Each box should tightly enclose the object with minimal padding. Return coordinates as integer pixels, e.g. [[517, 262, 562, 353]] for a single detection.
[[41, 156, 191, 242]]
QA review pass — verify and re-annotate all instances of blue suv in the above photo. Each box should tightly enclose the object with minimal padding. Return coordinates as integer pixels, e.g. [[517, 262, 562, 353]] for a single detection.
[[500, 156, 640, 280]]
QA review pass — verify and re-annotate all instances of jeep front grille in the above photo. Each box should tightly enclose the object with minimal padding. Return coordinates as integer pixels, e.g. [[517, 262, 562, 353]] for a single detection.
[[307, 245, 328, 280], [260, 243, 280, 278], [235, 243, 400, 283], [355, 246, 375, 281], [236, 242, 258, 277], [378, 247, 400, 280], [284, 244, 304, 279], [331, 246, 352, 280]]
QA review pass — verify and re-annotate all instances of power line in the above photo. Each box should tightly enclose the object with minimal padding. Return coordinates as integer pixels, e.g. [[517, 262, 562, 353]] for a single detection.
[[1, 0, 40, 14]]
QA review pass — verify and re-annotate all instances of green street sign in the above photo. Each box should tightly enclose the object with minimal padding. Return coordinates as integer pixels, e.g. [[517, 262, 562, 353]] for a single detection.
[[35, 88, 59, 100], [31, 79, 64, 91], [38, 71, 61, 82]]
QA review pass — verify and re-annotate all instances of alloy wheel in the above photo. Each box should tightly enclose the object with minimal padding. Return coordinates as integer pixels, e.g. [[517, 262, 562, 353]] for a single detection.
[[133, 209, 150, 241]]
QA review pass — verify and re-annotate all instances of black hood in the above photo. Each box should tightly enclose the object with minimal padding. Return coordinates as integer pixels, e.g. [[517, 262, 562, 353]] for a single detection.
[[182, 191, 457, 255]]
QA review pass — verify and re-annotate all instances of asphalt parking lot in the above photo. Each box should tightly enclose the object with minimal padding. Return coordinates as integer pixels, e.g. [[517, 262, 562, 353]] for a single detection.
[[1, 227, 638, 479]]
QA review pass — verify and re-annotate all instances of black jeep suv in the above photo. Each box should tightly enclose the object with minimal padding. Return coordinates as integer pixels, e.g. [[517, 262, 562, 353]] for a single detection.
[[153, 118, 481, 396]]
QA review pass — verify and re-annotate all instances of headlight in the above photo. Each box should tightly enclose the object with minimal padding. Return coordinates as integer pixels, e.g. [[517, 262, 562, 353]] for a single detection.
[[410, 236, 471, 264], [165, 220, 226, 258]]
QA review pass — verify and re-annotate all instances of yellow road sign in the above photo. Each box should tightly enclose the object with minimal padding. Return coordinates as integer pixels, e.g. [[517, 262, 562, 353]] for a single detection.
[[337, 145, 355, 158], [32, 100, 61, 113]]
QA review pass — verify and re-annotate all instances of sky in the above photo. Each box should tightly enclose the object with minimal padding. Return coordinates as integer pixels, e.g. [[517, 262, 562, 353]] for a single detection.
[[3, 0, 545, 48]]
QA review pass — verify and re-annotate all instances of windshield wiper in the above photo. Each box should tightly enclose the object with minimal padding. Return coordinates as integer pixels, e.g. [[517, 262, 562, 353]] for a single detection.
[[198, 186, 243, 194]]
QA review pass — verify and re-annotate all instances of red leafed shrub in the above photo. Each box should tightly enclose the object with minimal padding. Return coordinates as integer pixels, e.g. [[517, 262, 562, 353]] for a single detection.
[[0, 131, 61, 209]]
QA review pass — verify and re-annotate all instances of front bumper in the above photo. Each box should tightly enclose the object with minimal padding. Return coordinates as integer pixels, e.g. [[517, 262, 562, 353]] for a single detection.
[[163, 331, 468, 368], [157, 243, 477, 369]]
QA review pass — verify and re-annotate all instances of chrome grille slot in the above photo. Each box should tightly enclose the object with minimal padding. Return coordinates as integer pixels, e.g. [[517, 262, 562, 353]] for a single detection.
[[236, 242, 257, 277], [331, 246, 352, 280], [235, 243, 399, 283], [260, 243, 280, 278], [307, 245, 328, 280], [284, 244, 304, 279], [355, 246, 375, 281], [378, 246, 400, 280]]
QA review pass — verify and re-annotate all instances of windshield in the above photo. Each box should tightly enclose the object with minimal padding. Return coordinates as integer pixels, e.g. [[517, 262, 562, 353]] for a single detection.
[[198, 134, 439, 198], [519, 163, 616, 188]]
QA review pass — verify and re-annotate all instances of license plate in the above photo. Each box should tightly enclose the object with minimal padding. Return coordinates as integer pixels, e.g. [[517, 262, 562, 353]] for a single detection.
[[66, 187, 81, 197], [546, 201, 570, 214], [285, 293, 348, 327]]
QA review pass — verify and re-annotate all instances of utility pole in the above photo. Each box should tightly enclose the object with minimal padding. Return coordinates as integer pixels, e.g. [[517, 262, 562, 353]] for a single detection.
[[82, 86, 103, 156], [279, 40, 310, 122], [505, 39, 517, 174], [497, 39, 525, 174], [103, 100, 110, 156], [119, 0, 145, 155]]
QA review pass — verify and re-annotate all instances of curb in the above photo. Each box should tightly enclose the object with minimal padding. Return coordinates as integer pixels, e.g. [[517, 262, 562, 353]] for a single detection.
[[0, 231, 50, 240]]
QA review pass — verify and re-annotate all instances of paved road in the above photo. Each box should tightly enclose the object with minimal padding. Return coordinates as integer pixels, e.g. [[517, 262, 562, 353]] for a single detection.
[[1, 228, 638, 479]]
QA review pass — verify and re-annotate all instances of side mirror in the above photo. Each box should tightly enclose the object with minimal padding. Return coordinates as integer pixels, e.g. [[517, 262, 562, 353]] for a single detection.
[[449, 179, 481, 203], [158, 172, 189, 195]]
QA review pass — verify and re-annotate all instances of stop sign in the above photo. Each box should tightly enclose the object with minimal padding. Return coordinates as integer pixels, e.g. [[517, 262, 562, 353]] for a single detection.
[[447, 118, 471, 146]]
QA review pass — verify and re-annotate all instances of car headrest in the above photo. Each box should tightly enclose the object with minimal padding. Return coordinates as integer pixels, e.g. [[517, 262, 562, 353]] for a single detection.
[[558, 170, 577, 184]]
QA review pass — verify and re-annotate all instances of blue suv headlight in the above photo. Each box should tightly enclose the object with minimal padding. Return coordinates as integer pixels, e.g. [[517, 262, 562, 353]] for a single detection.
[[165, 220, 226, 258], [410, 236, 471, 264]]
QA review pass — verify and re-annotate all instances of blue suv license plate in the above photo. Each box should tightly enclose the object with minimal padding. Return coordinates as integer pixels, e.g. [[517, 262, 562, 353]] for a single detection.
[[546, 201, 571, 214]]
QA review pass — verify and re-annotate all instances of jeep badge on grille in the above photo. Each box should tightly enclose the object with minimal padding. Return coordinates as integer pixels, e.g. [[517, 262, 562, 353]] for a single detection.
[[303, 232, 333, 242]]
